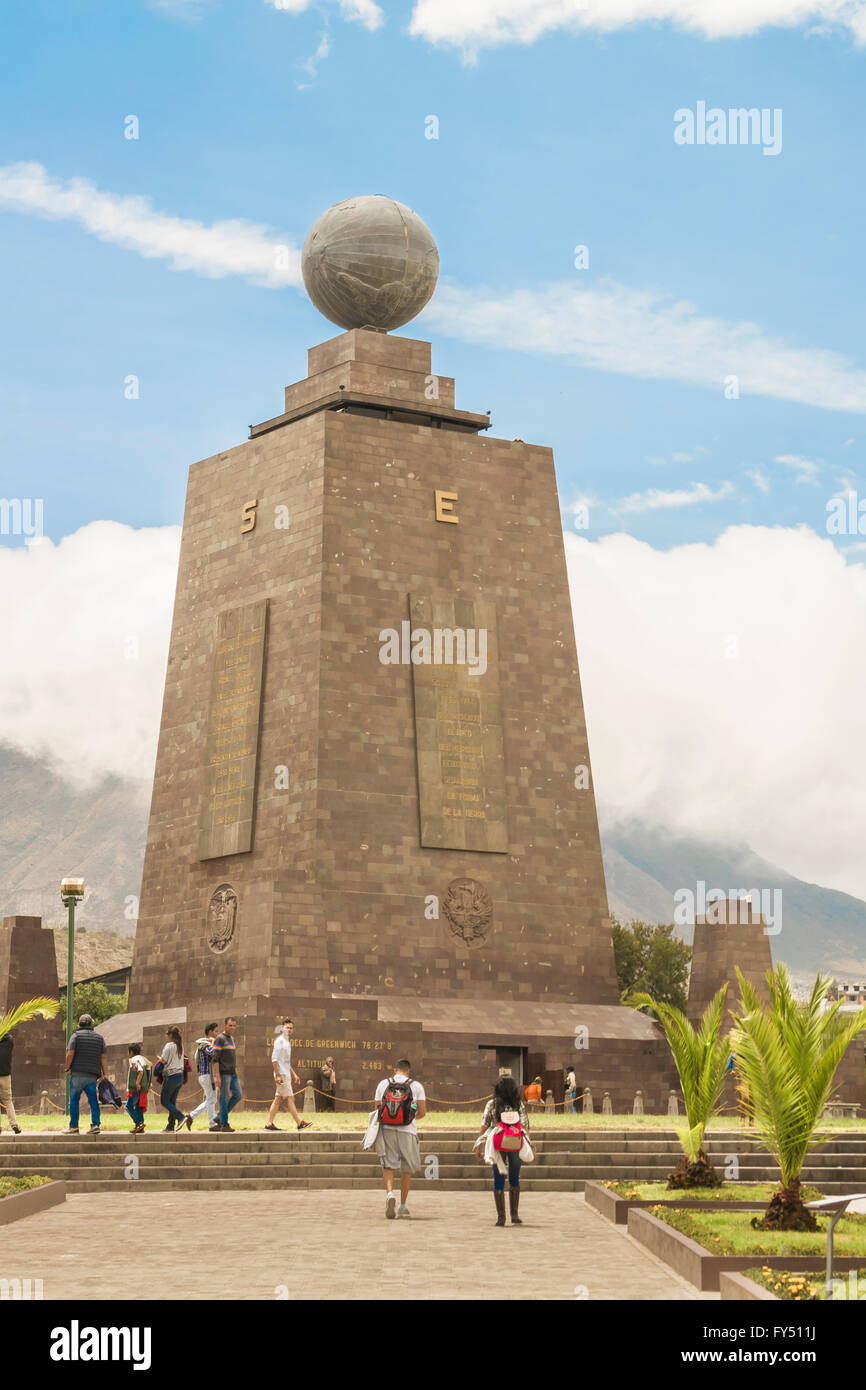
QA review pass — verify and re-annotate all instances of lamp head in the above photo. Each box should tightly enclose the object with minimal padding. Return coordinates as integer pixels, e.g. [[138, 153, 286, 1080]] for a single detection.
[[60, 876, 86, 905]]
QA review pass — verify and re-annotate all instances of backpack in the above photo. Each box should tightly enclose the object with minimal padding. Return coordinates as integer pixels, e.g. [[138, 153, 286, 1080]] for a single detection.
[[194, 1042, 213, 1077], [138, 1064, 152, 1095], [378, 1077, 415, 1127], [493, 1109, 523, 1153]]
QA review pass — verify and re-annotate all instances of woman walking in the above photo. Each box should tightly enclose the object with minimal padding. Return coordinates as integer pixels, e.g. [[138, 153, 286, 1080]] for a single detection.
[[158, 1026, 191, 1132], [476, 1074, 532, 1226]]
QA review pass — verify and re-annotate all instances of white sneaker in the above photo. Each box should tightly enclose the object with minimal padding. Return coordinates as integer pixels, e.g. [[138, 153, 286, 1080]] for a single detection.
[[397, 1204, 411, 1219], [385, 1192, 397, 1219]]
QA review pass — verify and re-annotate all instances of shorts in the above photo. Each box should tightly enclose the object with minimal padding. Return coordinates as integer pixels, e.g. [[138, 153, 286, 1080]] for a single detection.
[[274, 1078, 294, 1098], [374, 1126, 421, 1174]]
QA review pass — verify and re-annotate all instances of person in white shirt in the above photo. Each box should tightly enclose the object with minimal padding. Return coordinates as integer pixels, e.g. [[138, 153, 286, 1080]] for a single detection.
[[373, 1059, 427, 1219], [265, 1019, 312, 1132]]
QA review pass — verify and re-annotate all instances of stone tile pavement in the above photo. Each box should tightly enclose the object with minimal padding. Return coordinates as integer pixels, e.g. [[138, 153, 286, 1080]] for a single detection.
[[0, 1190, 717, 1301]]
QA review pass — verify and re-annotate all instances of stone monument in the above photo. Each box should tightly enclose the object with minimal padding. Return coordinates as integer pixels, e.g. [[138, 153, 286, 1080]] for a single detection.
[[127, 195, 676, 1109]]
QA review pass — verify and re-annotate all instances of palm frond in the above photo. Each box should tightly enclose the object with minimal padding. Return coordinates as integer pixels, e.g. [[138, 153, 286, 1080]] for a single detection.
[[730, 965, 866, 1188], [631, 985, 730, 1162], [0, 997, 62, 1041]]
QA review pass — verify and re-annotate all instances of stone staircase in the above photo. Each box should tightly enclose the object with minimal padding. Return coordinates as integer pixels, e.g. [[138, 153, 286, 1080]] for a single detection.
[[2, 1129, 866, 1194]]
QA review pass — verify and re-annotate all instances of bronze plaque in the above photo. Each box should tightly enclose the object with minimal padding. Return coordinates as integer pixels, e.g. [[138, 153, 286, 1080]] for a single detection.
[[198, 599, 268, 860], [410, 593, 508, 852]]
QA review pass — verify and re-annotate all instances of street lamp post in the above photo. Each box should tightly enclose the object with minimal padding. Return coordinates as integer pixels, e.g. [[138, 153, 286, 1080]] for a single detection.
[[60, 877, 86, 1114]]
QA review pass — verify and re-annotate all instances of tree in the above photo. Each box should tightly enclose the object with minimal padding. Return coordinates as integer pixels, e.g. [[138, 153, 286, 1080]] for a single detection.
[[0, 997, 61, 1041], [730, 965, 866, 1231], [611, 917, 691, 1013], [631, 985, 730, 1189], [61, 982, 128, 1028]]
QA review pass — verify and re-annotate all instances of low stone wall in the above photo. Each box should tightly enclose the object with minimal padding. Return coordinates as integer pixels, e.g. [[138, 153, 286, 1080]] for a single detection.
[[628, 1208, 866, 1292], [719, 1271, 779, 1301], [584, 1179, 767, 1225], [0, 1180, 66, 1225]]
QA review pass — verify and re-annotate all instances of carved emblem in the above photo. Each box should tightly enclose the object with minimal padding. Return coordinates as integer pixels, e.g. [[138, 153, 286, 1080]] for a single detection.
[[207, 884, 238, 954], [443, 877, 492, 948]]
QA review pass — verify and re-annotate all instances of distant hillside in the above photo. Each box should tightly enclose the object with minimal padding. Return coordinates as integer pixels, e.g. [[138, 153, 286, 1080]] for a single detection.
[[601, 819, 866, 981], [0, 745, 147, 932]]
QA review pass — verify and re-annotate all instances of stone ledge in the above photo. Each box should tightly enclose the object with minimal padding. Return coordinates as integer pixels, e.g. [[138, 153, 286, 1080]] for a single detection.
[[0, 1180, 66, 1226], [719, 1271, 779, 1301]]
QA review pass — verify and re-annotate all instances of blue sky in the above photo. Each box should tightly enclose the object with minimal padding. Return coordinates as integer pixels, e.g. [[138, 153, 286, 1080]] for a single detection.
[[1, 0, 865, 550]]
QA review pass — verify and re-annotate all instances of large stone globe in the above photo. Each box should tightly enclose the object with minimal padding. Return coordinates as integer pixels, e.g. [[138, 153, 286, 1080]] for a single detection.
[[301, 195, 439, 332]]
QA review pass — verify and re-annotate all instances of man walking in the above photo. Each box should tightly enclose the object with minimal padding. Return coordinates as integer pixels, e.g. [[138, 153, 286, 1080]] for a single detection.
[[190, 1021, 220, 1132], [265, 1019, 312, 1132], [63, 1013, 108, 1135], [373, 1058, 426, 1219], [212, 1017, 242, 1132], [0, 1028, 21, 1134]]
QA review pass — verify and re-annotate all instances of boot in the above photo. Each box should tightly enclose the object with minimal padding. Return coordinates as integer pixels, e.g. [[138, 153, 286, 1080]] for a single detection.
[[493, 1190, 506, 1226], [509, 1187, 522, 1225]]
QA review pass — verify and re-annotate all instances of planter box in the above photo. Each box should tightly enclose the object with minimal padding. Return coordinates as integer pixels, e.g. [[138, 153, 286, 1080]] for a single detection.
[[0, 1181, 66, 1226], [584, 1179, 766, 1226], [628, 1208, 866, 1293], [720, 1272, 779, 1301]]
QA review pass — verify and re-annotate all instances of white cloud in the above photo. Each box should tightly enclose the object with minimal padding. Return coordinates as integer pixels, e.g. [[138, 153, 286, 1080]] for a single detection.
[[566, 523, 866, 899], [617, 480, 734, 512], [775, 451, 822, 483], [423, 280, 866, 414], [747, 468, 771, 492], [0, 162, 302, 288], [0, 523, 180, 787], [265, 0, 383, 27], [409, 0, 866, 56]]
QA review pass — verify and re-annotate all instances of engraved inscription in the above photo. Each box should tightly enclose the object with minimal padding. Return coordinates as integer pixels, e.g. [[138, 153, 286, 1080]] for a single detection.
[[410, 593, 508, 852], [198, 599, 268, 860]]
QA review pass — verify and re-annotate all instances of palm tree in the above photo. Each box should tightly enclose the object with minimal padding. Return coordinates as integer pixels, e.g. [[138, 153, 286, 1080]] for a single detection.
[[730, 965, 866, 1231], [631, 984, 730, 1189], [0, 997, 61, 1041]]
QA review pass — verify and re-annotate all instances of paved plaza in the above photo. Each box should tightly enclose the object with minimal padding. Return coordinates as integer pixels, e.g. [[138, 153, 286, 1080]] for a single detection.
[[1, 1190, 716, 1301]]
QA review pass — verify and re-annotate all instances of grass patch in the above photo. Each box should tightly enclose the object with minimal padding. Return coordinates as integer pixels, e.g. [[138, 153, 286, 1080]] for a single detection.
[[744, 1267, 866, 1301], [0, 1176, 52, 1199], [651, 1206, 866, 1257], [602, 1181, 824, 1203]]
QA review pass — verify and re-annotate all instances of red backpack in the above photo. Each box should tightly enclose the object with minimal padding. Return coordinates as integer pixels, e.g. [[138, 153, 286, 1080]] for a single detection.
[[379, 1077, 415, 1126], [493, 1109, 523, 1153]]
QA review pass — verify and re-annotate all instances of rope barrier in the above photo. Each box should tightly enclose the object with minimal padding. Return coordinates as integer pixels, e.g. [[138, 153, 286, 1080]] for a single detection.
[[4, 1085, 591, 1114]]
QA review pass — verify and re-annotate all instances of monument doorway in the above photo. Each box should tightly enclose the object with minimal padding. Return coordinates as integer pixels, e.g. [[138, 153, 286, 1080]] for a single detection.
[[479, 1045, 526, 1086]]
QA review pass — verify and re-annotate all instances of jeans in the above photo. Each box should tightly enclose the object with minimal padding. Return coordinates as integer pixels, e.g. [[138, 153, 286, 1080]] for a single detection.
[[492, 1152, 522, 1191], [190, 1073, 218, 1125], [218, 1073, 242, 1126], [160, 1072, 185, 1129], [126, 1094, 145, 1126], [69, 1074, 101, 1129]]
